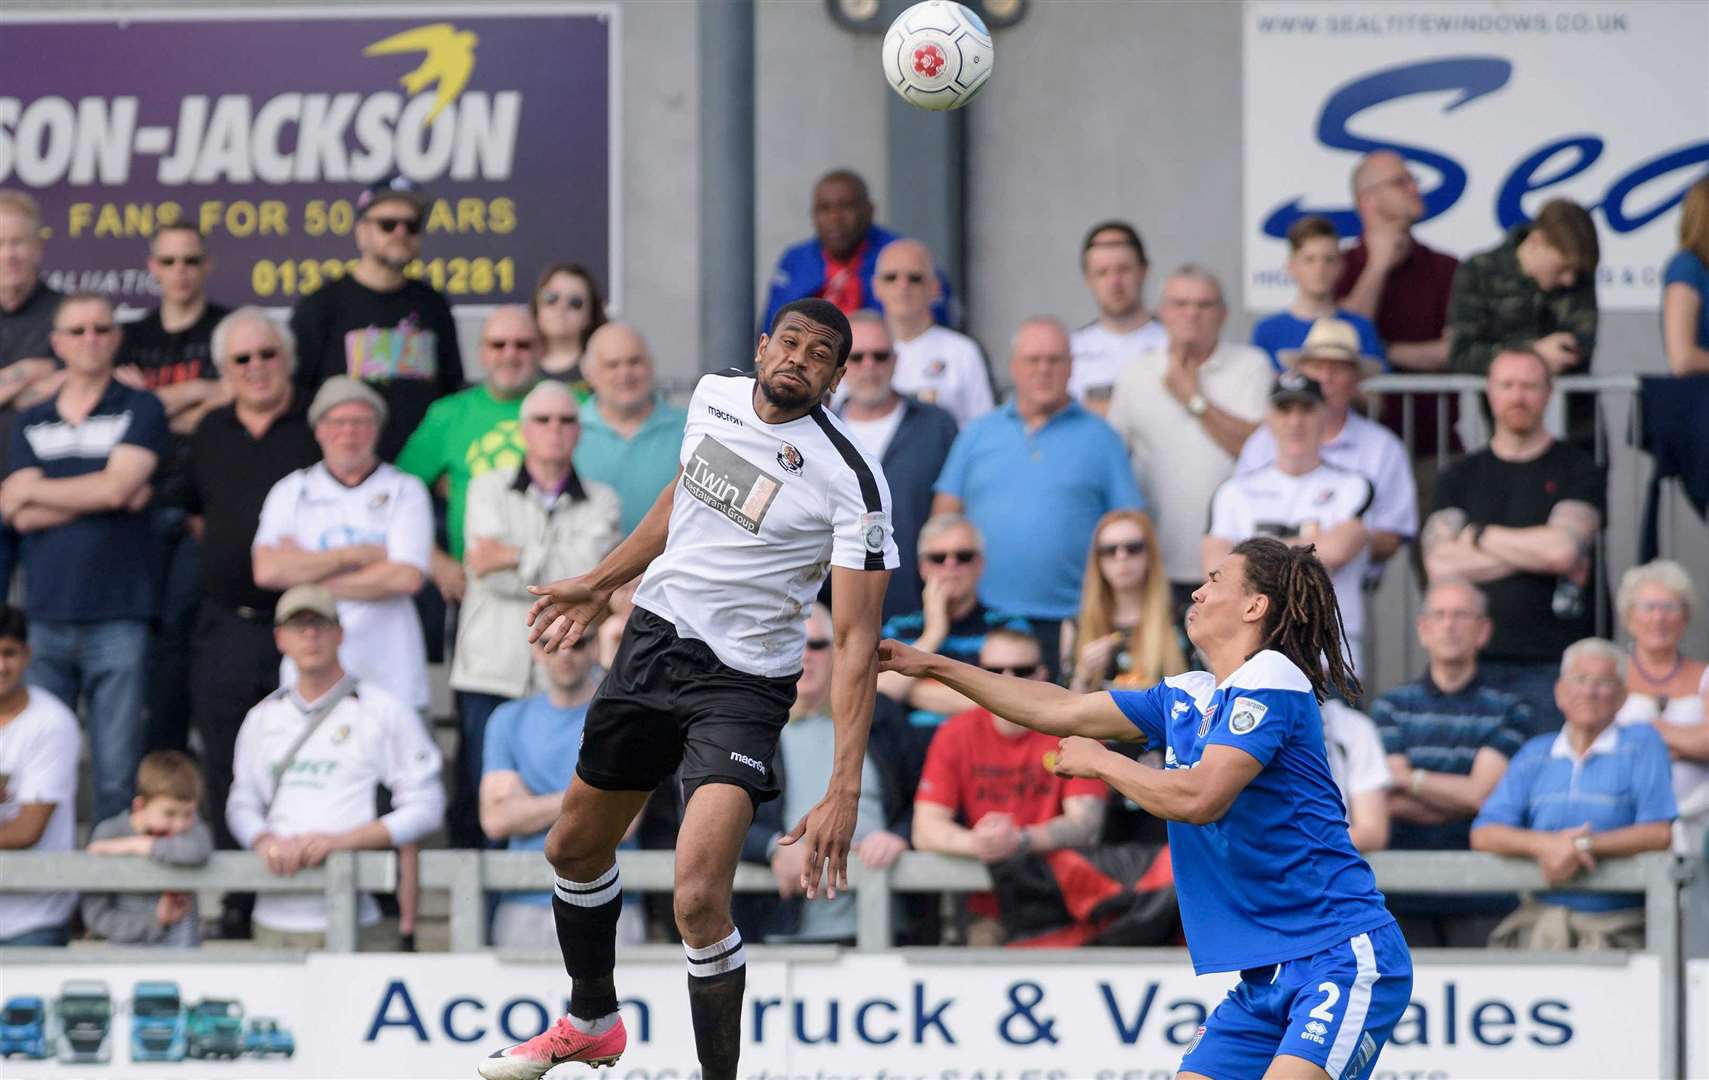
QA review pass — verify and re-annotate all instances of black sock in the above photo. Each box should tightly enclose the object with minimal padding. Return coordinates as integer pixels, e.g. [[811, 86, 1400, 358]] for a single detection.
[[551, 867, 622, 1020], [685, 928, 746, 1080]]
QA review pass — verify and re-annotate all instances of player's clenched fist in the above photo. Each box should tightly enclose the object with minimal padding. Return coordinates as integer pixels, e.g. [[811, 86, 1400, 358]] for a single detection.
[[875, 638, 933, 677], [1047, 736, 1109, 780], [526, 574, 611, 652]]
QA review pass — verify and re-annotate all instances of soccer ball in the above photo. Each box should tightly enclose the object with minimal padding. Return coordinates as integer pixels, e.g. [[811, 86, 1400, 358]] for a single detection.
[[881, 0, 995, 112]]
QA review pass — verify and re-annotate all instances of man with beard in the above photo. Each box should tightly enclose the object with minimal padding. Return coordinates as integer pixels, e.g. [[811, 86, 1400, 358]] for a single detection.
[[1423, 348, 1604, 735], [478, 298, 897, 1080]]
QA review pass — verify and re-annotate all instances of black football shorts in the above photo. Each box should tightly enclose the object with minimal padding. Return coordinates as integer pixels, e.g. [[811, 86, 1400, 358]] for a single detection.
[[576, 606, 798, 806]]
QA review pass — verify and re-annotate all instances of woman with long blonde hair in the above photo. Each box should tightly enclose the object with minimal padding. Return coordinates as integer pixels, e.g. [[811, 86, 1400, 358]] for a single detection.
[[1067, 510, 1187, 691]]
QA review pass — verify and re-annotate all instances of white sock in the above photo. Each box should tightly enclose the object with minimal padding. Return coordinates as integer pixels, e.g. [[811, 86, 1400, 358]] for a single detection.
[[565, 1012, 618, 1036]]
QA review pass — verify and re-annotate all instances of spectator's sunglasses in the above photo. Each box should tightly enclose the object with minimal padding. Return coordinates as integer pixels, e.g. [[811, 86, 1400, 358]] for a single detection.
[[983, 663, 1041, 677], [848, 349, 894, 365], [805, 638, 832, 651], [923, 549, 978, 565], [55, 323, 116, 337], [366, 215, 421, 235], [154, 254, 205, 268], [232, 347, 281, 366], [878, 272, 926, 285], [1097, 540, 1147, 558], [538, 291, 587, 310]]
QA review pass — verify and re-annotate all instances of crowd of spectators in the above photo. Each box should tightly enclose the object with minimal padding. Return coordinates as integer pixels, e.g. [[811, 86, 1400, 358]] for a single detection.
[[0, 161, 1706, 955]]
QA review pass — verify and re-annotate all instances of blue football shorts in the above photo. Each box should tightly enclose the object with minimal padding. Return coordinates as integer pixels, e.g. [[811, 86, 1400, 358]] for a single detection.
[[1180, 919, 1413, 1080]]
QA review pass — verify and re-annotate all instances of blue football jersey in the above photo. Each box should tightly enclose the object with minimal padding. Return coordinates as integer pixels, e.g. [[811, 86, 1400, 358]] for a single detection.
[[1111, 650, 1394, 974]]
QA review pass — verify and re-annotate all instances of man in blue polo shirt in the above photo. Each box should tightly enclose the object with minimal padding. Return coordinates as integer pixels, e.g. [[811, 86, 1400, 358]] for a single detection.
[[932, 316, 1144, 679], [0, 292, 167, 822], [1472, 637, 1675, 948], [572, 323, 686, 535]]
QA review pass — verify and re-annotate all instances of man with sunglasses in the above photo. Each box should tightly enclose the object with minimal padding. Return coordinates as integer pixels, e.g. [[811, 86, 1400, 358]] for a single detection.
[[398, 305, 543, 605], [185, 308, 320, 937], [290, 175, 463, 461], [871, 239, 993, 427], [121, 223, 233, 761], [913, 626, 1107, 945], [0, 292, 167, 823], [834, 311, 958, 620], [453, 379, 621, 853]]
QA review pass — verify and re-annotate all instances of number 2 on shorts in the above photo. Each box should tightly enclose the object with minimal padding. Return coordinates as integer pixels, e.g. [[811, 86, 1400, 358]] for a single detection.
[[1308, 981, 1341, 1023]]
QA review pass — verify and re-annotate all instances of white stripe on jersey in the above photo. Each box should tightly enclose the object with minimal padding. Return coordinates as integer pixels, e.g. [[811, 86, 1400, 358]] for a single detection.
[[1325, 931, 1380, 1077]]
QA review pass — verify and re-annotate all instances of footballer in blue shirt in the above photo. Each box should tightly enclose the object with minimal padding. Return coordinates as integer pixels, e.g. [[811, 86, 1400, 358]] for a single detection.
[[880, 536, 1412, 1080]]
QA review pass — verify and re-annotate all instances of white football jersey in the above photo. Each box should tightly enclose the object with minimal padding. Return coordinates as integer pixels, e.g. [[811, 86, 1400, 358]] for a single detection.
[[634, 371, 900, 677], [891, 325, 994, 427], [1069, 318, 1168, 404], [1207, 462, 1374, 647]]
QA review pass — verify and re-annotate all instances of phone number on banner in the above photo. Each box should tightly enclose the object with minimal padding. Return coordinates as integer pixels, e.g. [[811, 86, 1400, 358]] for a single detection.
[[251, 256, 517, 298]]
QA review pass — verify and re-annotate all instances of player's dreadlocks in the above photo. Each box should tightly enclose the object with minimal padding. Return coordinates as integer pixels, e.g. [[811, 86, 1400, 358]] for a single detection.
[[1233, 536, 1361, 704]]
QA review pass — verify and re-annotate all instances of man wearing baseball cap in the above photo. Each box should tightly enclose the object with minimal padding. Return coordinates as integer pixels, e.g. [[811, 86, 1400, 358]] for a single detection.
[[288, 174, 463, 461], [1206, 370, 1377, 670], [1236, 316, 1416, 565], [224, 582, 444, 951]]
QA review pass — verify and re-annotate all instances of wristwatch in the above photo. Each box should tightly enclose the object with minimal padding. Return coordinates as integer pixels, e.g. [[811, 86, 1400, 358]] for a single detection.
[[1186, 392, 1209, 417], [1573, 835, 1593, 855]]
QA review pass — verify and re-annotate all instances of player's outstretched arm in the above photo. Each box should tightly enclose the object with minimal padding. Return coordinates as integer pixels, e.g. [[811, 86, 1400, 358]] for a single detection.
[[527, 467, 681, 651], [781, 565, 888, 901], [876, 639, 1140, 743], [1051, 740, 1262, 825]]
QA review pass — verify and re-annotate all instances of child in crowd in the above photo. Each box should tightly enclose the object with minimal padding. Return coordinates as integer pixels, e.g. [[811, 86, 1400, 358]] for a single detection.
[[82, 750, 212, 946], [1251, 215, 1387, 371]]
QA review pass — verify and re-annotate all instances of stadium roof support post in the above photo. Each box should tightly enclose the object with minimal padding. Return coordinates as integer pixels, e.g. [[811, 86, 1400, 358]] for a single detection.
[[699, 0, 757, 371]]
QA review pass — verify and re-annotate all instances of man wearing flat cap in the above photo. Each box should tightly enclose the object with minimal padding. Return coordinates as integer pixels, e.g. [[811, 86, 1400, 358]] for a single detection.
[[251, 376, 434, 711], [1205, 369, 1377, 669]]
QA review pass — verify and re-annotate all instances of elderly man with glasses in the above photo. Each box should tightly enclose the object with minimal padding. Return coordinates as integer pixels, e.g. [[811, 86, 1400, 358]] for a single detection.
[[833, 311, 958, 620], [184, 307, 321, 936], [1471, 638, 1676, 950], [869, 239, 993, 427], [289, 175, 463, 461], [453, 380, 620, 851], [0, 291, 167, 823]]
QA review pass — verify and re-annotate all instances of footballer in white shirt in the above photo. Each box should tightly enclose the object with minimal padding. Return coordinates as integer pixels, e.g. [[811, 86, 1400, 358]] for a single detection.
[[481, 299, 896, 1080]]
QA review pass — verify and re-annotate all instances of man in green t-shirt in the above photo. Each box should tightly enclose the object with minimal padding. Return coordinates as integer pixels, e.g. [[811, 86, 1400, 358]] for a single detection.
[[397, 305, 540, 604]]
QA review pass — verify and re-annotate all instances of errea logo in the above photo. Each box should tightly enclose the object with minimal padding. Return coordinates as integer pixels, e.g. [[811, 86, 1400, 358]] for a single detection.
[[1301, 1019, 1328, 1045], [729, 751, 767, 775]]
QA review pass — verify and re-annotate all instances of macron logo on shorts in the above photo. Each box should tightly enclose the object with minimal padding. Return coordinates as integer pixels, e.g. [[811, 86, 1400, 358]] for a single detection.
[[729, 751, 767, 775]]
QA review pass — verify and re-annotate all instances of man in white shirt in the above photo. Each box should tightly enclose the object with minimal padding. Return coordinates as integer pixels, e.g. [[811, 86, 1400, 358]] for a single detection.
[[0, 606, 80, 946], [1069, 221, 1168, 414], [226, 585, 443, 950], [1204, 372, 1375, 668], [1236, 317, 1415, 564], [871, 239, 993, 427], [1322, 699, 1392, 853], [1106, 266, 1272, 608], [252, 376, 434, 710]]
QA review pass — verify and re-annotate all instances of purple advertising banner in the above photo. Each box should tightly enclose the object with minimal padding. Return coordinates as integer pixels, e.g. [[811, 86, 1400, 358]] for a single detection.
[[0, 6, 614, 308]]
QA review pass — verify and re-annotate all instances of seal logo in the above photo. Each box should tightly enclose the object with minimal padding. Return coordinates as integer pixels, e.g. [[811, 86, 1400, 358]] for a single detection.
[[776, 442, 805, 474]]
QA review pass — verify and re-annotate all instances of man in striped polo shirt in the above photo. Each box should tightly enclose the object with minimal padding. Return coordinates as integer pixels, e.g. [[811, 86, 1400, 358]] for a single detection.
[[1369, 580, 1530, 947]]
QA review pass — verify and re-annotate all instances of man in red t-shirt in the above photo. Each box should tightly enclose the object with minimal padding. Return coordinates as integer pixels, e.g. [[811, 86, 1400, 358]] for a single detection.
[[913, 628, 1107, 945]]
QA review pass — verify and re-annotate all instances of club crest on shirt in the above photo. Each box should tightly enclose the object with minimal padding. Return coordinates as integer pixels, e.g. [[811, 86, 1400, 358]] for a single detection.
[[776, 442, 805, 475], [1228, 696, 1268, 735], [368, 492, 391, 510], [330, 724, 351, 745], [860, 511, 889, 554], [926, 358, 947, 377]]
